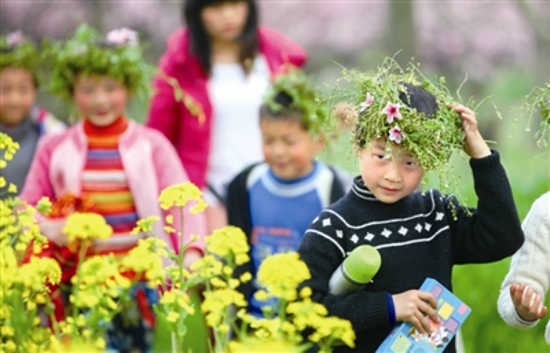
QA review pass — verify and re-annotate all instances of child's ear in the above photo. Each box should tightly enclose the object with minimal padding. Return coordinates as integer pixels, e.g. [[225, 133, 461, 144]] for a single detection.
[[314, 133, 327, 153]]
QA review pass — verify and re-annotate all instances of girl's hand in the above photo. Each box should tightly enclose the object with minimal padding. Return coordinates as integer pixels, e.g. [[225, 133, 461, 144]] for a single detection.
[[510, 283, 548, 321], [392, 290, 440, 334], [452, 104, 491, 159], [39, 218, 68, 246]]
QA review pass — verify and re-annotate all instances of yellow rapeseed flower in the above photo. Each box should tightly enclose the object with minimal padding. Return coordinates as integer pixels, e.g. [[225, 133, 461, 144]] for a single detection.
[[158, 181, 208, 212], [205, 226, 249, 261], [36, 197, 52, 215], [166, 311, 180, 323], [228, 338, 299, 352], [7, 183, 17, 194], [257, 252, 311, 301], [131, 215, 160, 235], [63, 212, 113, 242]]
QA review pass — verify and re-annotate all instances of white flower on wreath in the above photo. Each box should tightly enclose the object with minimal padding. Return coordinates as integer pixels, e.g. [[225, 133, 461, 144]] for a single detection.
[[388, 125, 404, 144], [359, 92, 374, 112], [106, 28, 139, 47], [7, 31, 24, 47]]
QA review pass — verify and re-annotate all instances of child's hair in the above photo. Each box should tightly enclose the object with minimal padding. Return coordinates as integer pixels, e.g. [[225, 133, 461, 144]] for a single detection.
[[260, 91, 306, 128], [0, 31, 40, 86], [398, 83, 438, 119], [261, 67, 330, 136], [183, 0, 259, 75], [47, 24, 153, 101]]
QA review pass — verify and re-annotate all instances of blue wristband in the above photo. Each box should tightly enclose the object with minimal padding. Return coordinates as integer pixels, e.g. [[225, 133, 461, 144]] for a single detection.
[[386, 293, 396, 326]]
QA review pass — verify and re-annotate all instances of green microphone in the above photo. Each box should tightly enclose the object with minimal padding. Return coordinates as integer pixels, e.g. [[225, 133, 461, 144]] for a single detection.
[[329, 245, 381, 295]]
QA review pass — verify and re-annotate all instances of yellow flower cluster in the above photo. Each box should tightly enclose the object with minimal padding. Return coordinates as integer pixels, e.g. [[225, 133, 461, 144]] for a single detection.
[[0, 200, 46, 259], [159, 289, 195, 323], [120, 237, 166, 287], [0, 133, 19, 196], [63, 212, 113, 243], [0, 207, 62, 353], [70, 255, 131, 310], [130, 215, 160, 235], [256, 252, 311, 301], [202, 288, 247, 330], [158, 181, 208, 213], [228, 338, 299, 352], [205, 226, 250, 265], [287, 290, 356, 350]]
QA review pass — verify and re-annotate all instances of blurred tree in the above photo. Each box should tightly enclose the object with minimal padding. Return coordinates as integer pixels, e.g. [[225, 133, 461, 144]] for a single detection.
[[388, 0, 416, 67], [516, 0, 550, 82]]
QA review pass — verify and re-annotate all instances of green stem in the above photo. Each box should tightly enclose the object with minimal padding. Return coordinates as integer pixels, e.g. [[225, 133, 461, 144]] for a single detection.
[[178, 206, 185, 287], [71, 241, 90, 325], [171, 332, 177, 353]]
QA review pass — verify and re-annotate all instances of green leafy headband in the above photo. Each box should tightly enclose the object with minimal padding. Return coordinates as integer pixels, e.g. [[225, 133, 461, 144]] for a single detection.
[[0, 31, 40, 80], [334, 58, 464, 174], [516, 83, 549, 148], [263, 67, 330, 137], [47, 24, 153, 101]]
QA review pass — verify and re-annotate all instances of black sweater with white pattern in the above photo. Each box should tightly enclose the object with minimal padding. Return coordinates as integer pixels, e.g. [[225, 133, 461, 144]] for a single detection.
[[297, 151, 524, 353]]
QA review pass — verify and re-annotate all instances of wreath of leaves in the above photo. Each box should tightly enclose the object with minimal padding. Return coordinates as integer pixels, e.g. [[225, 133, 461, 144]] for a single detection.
[[515, 83, 550, 148], [46, 24, 153, 102], [0, 32, 40, 82], [333, 58, 465, 176], [263, 67, 332, 137]]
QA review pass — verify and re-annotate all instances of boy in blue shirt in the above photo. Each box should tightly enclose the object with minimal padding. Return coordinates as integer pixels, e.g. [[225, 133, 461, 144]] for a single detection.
[[226, 69, 351, 317]]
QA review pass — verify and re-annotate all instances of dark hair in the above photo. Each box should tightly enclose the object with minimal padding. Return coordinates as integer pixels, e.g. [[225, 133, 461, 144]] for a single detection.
[[183, 0, 259, 75], [398, 82, 438, 118], [259, 91, 308, 130]]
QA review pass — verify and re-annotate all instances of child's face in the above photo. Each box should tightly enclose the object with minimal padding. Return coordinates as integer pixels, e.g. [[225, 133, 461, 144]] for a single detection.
[[260, 118, 323, 180], [357, 138, 424, 203], [73, 75, 128, 127], [201, 1, 249, 43], [0, 67, 37, 126]]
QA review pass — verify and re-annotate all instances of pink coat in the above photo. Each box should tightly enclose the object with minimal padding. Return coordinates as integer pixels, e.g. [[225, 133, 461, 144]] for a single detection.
[[146, 26, 307, 190], [20, 120, 207, 255]]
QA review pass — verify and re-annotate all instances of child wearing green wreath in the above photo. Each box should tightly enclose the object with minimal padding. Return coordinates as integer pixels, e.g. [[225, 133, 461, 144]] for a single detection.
[[498, 83, 549, 345], [296, 59, 525, 352], [0, 31, 65, 199], [226, 68, 352, 317], [19, 24, 206, 352]]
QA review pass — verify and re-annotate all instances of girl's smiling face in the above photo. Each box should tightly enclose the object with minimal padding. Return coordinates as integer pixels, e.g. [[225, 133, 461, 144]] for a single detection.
[[358, 138, 424, 203], [73, 74, 128, 126], [0, 67, 37, 126]]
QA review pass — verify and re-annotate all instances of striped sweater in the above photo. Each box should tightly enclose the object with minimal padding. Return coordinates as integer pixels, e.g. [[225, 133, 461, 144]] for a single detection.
[[82, 117, 140, 256]]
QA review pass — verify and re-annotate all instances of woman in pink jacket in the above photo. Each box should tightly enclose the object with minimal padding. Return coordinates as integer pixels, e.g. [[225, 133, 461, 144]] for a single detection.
[[146, 0, 307, 232]]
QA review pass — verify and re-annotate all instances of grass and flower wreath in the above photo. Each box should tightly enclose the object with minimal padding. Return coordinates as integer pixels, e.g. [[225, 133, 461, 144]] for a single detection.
[[263, 67, 332, 138], [515, 83, 549, 148], [46, 24, 153, 101], [329, 58, 476, 193], [0, 31, 40, 83]]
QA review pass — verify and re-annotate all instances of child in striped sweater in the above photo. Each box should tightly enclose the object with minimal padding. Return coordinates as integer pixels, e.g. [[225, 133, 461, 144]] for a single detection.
[[20, 25, 206, 352]]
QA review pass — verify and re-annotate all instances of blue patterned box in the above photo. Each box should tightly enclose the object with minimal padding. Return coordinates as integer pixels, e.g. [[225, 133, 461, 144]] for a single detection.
[[375, 277, 471, 353]]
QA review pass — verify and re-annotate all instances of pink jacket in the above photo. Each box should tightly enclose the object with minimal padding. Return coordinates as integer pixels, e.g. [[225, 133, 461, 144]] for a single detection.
[[146, 26, 307, 190], [20, 120, 206, 255]]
